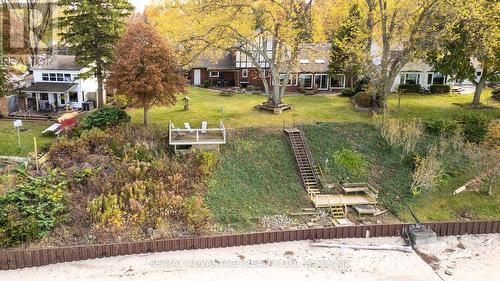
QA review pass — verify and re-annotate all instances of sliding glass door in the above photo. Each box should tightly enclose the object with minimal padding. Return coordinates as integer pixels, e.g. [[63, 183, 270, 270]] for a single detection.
[[314, 74, 328, 90]]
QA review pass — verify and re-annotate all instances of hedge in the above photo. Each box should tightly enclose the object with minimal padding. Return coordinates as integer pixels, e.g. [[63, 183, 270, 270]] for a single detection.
[[398, 84, 422, 93], [429, 84, 451, 94]]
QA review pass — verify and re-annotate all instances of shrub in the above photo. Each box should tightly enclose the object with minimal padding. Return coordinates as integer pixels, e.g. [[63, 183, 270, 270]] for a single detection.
[[381, 117, 424, 156], [483, 120, 500, 149], [340, 87, 356, 97], [425, 119, 460, 136], [353, 76, 370, 93], [183, 196, 211, 234], [87, 193, 124, 230], [491, 88, 500, 101], [353, 91, 371, 108], [81, 106, 130, 129], [429, 84, 451, 94], [0, 171, 67, 246], [398, 84, 422, 93], [203, 80, 210, 88], [410, 146, 443, 196], [332, 148, 367, 181], [198, 150, 218, 175], [460, 114, 490, 143]]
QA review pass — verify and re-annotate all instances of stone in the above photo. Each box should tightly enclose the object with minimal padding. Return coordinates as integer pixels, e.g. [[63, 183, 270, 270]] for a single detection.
[[408, 228, 437, 245]]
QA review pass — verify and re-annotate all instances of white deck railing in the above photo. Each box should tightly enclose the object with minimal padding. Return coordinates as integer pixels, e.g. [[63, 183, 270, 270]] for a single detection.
[[169, 120, 226, 145]]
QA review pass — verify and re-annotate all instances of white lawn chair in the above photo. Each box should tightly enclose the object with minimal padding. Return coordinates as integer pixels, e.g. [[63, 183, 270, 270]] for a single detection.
[[201, 121, 208, 134], [184, 122, 195, 133]]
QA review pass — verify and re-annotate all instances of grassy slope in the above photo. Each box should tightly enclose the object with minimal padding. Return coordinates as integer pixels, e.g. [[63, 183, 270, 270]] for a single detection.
[[205, 128, 311, 231], [301, 122, 414, 213], [128, 87, 499, 128], [302, 122, 500, 222], [0, 121, 53, 156]]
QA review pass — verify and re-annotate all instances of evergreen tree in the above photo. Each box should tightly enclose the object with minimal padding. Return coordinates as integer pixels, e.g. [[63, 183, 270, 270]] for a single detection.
[[58, 0, 133, 108], [328, 4, 367, 87]]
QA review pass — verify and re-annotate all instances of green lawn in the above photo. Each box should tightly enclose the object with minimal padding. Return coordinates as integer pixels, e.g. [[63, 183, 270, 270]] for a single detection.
[[387, 90, 500, 121], [128, 86, 499, 128], [0, 120, 53, 157], [205, 128, 311, 231]]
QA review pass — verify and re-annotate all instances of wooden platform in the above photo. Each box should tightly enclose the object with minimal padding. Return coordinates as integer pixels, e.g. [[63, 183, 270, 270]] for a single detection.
[[311, 194, 377, 208], [353, 204, 379, 216]]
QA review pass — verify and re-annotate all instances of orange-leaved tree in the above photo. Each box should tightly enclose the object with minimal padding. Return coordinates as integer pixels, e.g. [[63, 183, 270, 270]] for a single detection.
[[107, 21, 186, 125]]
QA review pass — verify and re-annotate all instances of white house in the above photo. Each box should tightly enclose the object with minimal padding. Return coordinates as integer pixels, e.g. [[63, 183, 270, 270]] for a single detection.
[[391, 61, 452, 91], [391, 61, 484, 92], [21, 56, 102, 112]]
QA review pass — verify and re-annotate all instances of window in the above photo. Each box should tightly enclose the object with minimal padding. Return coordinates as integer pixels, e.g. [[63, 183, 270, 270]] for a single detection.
[[330, 74, 345, 89], [314, 74, 328, 90], [427, 73, 433, 85], [42, 73, 49, 81], [56, 73, 64, 81], [476, 71, 482, 77], [432, 73, 445, 84], [69, 92, 79, 102], [209, 71, 219, 78], [404, 73, 420, 85], [299, 59, 309, 64], [64, 74, 72, 81], [241, 69, 248, 78], [263, 69, 270, 77], [40, 92, 49, 100], [279, 74, 293, 86], [49, 73, 56, 81], [298, 74, 313, 88]]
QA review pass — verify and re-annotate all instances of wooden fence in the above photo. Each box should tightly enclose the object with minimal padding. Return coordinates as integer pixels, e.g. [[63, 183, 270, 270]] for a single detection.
[[1, 220, 498, 270]]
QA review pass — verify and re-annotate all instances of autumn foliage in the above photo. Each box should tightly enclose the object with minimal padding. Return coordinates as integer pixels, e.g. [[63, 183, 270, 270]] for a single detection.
[[107, 21, 186, 125]]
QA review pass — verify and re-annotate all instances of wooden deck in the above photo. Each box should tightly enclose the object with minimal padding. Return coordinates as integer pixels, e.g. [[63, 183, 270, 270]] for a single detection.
[[170, 131, 225, 144], [311, 194, 377, 208], [169, 121, 226, 146]]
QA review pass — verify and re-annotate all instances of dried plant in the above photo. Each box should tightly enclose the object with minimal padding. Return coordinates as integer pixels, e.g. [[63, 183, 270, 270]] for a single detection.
[[380, 116, 424, 156], [410, 145, 443, 196]]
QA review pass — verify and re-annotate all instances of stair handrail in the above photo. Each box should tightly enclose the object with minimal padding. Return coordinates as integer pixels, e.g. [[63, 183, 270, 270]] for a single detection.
[[298, 130, 322, 188]]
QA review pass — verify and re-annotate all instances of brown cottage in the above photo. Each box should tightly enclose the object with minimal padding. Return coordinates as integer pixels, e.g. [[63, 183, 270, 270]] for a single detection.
[[189, 43, 353, 93]]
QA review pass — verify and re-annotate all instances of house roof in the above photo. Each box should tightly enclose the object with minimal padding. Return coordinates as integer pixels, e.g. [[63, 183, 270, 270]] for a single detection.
[[31, 56, 84, 71], [22, 82, 77, 93], [194, 53, 237, 70], [193, 43, 332, 73], [290, 43, 331, 73]]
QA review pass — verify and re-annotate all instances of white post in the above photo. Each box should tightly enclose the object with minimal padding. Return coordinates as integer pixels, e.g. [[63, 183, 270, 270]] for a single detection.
[[17, 127, 21, 148], [35, 92, 40, 111], [196, 130, 199, 142], [168, 121, 171, 144]]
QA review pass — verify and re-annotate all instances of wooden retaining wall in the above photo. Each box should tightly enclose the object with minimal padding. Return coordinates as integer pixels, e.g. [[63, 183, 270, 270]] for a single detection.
[[1, 220, 498, 270]]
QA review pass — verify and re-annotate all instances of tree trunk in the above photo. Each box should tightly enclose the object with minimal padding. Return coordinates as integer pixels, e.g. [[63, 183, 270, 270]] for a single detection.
[[472, 75, 486, 106], [97, 76, 104, 109], [143, 106, 149, 126]]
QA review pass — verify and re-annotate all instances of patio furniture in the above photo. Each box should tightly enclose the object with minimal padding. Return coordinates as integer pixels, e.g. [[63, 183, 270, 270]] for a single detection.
[[201, 121, 208, 134], [42, 123, 62, 135], [184, 122, 195, 133]]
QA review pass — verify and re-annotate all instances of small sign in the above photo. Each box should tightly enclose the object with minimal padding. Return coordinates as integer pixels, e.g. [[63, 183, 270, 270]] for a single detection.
[[13, 119, 22, 128]]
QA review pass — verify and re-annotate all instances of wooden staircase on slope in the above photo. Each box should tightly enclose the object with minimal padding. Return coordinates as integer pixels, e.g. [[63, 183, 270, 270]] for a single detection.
[[285, 128, 322, 197]]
